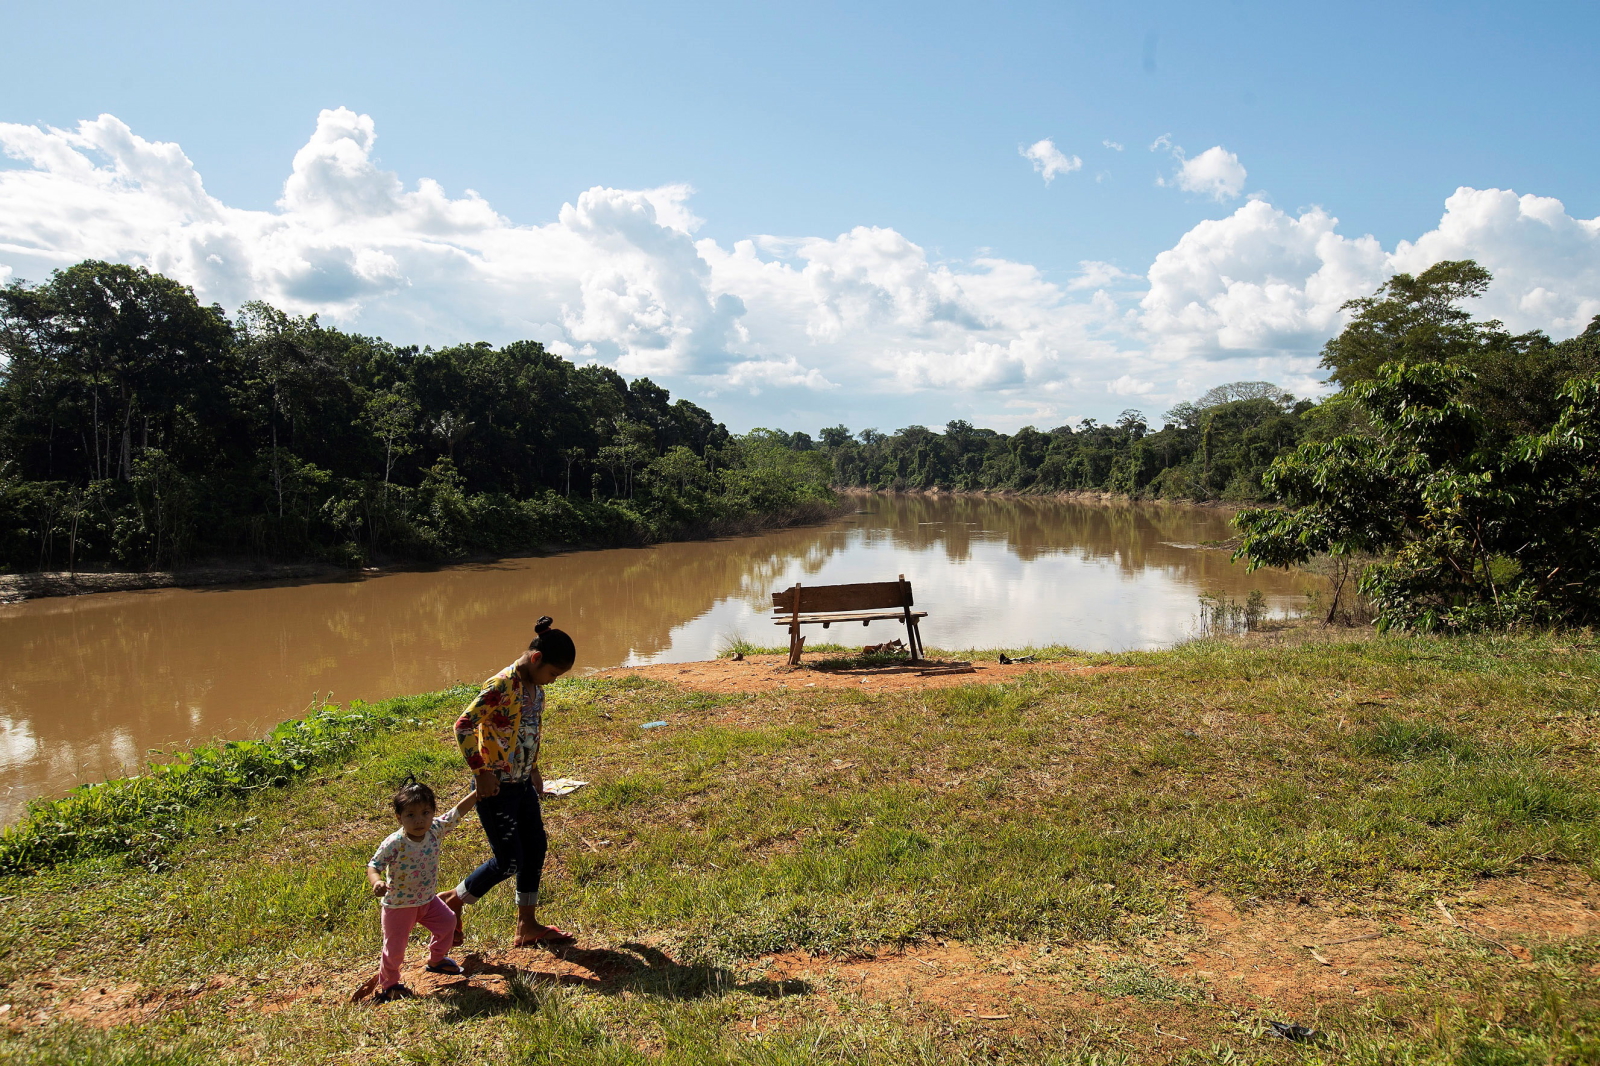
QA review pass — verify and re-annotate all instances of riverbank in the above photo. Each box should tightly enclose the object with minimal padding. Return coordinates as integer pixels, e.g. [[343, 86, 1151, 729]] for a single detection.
[[2, 634, 1596, 1064], [835, 484, 1248, 511], [0, 560, 353, 604], [0, 499, 850, 604]]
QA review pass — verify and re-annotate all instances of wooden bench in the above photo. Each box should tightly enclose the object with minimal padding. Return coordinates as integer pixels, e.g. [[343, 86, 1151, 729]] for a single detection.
[[771, 575, 927, 665]]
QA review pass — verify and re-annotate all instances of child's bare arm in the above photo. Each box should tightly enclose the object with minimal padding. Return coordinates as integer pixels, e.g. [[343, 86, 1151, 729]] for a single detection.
[[367, 864, 388, 897], [449, 788, 480, 820]]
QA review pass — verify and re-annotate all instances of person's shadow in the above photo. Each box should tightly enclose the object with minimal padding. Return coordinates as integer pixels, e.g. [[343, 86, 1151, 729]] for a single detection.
[[437, 941, 811, 1022]]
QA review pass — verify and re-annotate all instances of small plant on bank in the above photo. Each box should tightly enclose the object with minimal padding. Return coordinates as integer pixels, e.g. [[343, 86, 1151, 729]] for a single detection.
[[716, 633, 762, 659], [1096, 958, 1202, 1003], [1197, 589, 1270, 635], [1349, 716, 1478, 762]]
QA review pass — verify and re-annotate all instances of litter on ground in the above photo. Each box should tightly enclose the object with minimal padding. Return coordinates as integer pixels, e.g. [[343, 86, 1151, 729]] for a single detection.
[[1269, 1021, 1318, 1043]]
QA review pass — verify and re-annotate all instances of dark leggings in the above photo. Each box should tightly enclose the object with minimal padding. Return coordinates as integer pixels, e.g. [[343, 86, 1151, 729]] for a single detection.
[[462, 782, 546, 906]]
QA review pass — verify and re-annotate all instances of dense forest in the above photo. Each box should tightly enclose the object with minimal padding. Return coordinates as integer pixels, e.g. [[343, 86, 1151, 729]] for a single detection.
[[0, 261, 833, 572], [804, 381, 1311, 500]]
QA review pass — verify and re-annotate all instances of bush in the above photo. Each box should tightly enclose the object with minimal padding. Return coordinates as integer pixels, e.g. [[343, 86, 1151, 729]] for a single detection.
[[1237, 362, 1600, 631]]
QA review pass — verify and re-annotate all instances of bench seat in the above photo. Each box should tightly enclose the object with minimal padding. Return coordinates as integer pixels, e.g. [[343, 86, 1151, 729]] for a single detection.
[[770, 610, 928, 627]]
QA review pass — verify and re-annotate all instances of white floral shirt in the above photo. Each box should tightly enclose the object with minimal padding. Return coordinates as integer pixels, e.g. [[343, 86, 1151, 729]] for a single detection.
[[367, 807, 464, 908]]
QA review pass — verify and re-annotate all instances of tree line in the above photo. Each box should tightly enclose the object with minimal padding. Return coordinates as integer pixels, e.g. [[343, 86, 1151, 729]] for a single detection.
[[0, 261, 833, 572], [798, 379, 1311, 501]]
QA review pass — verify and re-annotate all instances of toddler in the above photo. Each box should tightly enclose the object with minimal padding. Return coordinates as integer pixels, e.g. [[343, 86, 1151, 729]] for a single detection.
[[366, 776, 478, 1002]]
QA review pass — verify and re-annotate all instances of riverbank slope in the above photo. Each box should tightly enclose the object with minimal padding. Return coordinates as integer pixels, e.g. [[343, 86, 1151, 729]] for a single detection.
[[0, 498, 850, 604], [2, 635, 1597, 1064]]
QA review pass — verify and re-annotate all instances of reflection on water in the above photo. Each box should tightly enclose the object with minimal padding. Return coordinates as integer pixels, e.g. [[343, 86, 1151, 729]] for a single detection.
[[0, 494, 1311, 821]]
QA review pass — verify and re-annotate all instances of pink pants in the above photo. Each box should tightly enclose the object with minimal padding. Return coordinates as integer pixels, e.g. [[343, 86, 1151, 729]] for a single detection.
[[379, 895, 456, 989]]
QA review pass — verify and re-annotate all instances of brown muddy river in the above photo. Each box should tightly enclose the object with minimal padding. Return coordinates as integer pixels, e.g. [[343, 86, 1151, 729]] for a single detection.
[[0, 494, 1312, 822]]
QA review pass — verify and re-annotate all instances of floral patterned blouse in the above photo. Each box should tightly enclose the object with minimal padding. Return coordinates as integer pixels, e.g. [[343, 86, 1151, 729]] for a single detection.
[[454, 662, 544, 784], [367, 807, 465, 908]]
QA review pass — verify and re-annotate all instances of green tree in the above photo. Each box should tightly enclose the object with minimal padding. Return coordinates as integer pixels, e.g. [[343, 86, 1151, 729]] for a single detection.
[[363, 389, 418, 488], [1319, 260, 1500, 386], [0, 261, 231, 483], [1235, 361, 1600, 630]]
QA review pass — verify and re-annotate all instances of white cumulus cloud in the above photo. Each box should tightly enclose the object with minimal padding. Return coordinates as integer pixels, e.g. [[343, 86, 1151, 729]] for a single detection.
[[1134, 188, 1600, 375], [1139, 200, 1386, 359], [1108, 374, 1155, 396], [1151, 137, 1247, 201], [1068, 260, 1142, 291], [1, 110, 1597, 432], [1020, 138, 1082, 184], [1174, 146, 1248, 201], [1389, 187, 1600, 335]]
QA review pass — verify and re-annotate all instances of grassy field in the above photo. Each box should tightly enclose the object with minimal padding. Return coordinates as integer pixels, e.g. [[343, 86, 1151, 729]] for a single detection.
[[1, 633, 1598, 1064]]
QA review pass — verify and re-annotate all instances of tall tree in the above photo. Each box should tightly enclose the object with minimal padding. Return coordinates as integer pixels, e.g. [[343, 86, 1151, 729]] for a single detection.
[[1320, 260, 1499, 386]]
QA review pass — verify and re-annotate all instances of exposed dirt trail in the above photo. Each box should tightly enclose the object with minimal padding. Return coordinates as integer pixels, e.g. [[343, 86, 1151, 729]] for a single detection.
[[596, 653, 1135, 694]]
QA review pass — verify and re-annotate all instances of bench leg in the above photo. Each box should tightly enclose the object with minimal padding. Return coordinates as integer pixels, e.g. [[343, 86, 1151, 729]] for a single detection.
[[901, 606, 924, 662], [788, 625, 804, 666]]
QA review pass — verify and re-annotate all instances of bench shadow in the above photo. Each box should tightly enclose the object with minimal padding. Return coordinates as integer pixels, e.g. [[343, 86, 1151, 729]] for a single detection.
[[436, 942, 812, 1022]]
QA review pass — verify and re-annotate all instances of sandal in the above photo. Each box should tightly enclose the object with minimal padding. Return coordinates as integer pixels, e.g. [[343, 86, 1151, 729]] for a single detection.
[[426, 958, 464, 975], [374, 983, 415, 1003]]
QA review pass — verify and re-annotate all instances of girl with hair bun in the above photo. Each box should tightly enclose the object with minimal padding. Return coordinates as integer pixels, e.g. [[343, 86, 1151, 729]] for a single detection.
[[438, 617, 578, 947]]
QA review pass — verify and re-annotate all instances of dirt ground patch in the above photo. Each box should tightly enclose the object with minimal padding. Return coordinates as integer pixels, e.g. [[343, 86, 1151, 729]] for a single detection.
[[1175, 865, 1600, 1008], [15, 869, 1597, 1041], [598, 654, 1132, 693], [756, 867, 1600, 1030], [6, 941, 803, 1031], [758, 942, 1080, 1021]]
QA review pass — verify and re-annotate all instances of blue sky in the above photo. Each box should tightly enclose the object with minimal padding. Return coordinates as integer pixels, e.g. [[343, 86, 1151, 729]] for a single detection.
[[3, 1, 1599, 433]]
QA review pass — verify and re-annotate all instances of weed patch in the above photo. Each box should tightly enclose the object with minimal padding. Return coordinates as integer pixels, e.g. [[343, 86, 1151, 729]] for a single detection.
[[1350, 715, 1478, 761], [1095, 959, 1200, 1002]]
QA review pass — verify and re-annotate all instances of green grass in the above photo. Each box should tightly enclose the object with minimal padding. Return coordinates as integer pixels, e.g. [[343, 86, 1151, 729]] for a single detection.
[[1, 632, 1598, 1063]]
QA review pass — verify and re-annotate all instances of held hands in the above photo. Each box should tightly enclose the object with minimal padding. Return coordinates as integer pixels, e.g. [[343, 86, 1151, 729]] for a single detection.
[[475, 769, 501, 798]]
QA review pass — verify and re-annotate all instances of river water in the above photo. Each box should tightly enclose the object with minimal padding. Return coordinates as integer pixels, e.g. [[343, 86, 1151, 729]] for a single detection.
[[0, 494, 1311, 822]]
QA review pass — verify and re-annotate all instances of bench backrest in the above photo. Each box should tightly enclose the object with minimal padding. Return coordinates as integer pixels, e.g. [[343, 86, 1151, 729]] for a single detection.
[[771, 579, 913, 614]]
